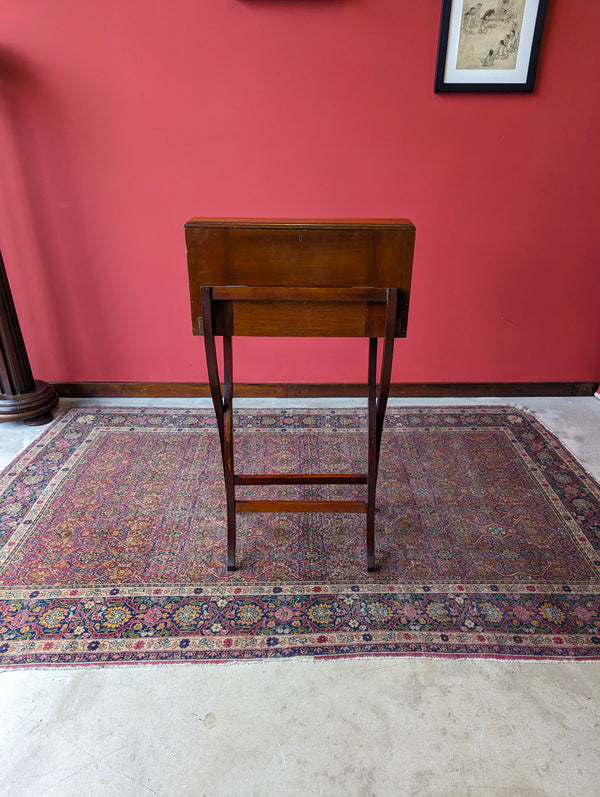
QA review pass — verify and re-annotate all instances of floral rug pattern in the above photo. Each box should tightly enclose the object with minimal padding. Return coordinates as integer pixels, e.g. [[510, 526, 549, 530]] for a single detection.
[[1, 406, 599, 666]]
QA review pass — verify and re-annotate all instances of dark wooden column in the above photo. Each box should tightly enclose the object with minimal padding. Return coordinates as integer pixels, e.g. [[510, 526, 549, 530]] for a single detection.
[[0, 248, 58, 425]]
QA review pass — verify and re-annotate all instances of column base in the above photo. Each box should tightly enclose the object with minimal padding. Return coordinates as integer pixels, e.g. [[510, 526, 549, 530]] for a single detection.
[[0, 380, 59, 425]]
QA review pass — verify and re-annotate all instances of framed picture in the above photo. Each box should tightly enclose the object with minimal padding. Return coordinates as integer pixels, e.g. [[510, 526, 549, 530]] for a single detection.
[[434, 0, 548, 93]]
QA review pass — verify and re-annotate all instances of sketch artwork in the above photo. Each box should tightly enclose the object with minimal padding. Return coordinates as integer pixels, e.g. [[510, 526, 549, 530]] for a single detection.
[[457, 0, 525, 69]]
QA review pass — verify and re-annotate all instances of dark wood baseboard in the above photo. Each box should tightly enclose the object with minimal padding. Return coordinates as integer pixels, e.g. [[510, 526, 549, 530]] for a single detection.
[[53, 382, 599, 399]]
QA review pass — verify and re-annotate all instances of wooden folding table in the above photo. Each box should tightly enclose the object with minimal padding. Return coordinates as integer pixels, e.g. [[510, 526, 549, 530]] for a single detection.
[[185, 218, 416, 572]]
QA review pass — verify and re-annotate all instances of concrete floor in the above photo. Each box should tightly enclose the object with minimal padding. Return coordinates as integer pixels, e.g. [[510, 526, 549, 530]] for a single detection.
[[1, 396, 599, 797]]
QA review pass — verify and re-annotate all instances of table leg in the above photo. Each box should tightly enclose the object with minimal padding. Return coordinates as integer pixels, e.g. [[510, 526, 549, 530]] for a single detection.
[[367, 289, 397, 571], [200, 287, 237, 571], [367, 337, 378, 572], [223, 334, 237, 571]]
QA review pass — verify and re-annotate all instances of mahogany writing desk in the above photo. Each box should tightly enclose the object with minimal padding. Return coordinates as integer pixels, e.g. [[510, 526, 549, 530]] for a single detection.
[[185, 218, 416, 572]]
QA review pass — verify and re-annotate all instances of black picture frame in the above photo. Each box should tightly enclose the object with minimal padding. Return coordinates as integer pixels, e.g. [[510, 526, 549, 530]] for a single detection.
[[434, 0, 548, 93]]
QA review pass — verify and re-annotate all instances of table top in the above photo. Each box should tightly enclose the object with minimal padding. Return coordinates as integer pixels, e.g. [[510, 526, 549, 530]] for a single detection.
[[185, 217, 416, 338], [185, 217, 415, 230]]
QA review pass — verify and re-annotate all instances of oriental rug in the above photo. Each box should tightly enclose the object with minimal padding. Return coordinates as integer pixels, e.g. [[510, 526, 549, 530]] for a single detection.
[[1, 406, 599, 667]]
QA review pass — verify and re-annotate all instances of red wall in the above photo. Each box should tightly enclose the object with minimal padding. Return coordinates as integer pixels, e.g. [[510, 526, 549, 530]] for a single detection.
[[1, 0, 599, 385]]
